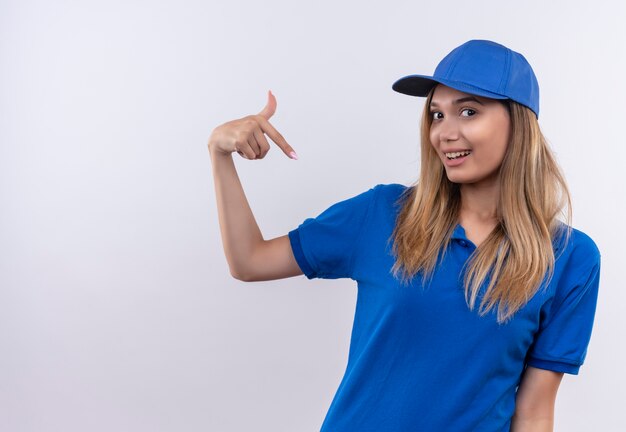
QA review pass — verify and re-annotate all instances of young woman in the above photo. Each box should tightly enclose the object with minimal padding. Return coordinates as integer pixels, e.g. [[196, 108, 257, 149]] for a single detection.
[[208, 39, 601, 431]]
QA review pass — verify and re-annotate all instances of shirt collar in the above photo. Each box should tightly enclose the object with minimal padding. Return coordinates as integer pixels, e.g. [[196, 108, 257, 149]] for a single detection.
[[451, 223, 468, 241], [451, 222, 562, 252]]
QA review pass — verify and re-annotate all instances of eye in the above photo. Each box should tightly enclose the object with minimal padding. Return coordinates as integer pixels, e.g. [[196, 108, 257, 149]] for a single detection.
[[430, 108, 477, 121], [430, 111, 442, 121], [461, 108, 476, 117]]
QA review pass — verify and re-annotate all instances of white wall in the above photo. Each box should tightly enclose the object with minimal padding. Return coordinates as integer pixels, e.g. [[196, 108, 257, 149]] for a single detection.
[[1, 0, 624, 430]]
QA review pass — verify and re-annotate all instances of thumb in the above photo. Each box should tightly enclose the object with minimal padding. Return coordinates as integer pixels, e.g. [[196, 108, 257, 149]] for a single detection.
[[257, 90, 277, 120]]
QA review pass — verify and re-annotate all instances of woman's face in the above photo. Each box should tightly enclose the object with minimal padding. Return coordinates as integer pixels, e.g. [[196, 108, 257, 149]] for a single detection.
[[429, 84, 511, 186]]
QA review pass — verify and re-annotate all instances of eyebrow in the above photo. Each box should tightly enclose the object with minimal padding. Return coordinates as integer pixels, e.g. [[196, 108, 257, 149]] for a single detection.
[[429, 96, 484, 108]]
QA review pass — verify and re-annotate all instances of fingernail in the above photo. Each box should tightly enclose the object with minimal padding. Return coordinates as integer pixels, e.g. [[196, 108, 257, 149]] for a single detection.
[[289, 151, 298, 160]]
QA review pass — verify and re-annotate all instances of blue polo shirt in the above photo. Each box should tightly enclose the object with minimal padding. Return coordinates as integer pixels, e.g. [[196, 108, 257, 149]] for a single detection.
[[288, 183, 601, 432]]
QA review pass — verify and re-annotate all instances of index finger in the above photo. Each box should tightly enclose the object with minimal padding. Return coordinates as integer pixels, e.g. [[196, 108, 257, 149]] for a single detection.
[[253, 115, 294, 155]]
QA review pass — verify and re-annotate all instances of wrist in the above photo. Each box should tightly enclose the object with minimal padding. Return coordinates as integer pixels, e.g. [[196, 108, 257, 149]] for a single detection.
[[208, 143, 232, 160]]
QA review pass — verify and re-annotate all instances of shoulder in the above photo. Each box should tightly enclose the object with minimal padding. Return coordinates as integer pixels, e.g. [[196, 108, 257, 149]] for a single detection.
[[558, 224, 601, 262], [571, 227, 601, 257], [555, 223, 601, 283], [371, 182, 412, 205], [373, 182, 411, 194], [338, 183, 411, 226]]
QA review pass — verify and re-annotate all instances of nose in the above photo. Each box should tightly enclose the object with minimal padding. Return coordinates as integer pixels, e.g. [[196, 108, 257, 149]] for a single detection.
[[437, 117, 459, 143]]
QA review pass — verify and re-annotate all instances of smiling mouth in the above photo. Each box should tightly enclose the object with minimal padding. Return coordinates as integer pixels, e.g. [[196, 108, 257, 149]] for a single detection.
[[445, 150, 472, 159]]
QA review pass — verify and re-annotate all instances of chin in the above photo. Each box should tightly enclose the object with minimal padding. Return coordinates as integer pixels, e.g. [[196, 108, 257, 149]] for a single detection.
[[444, 172, 481, 185], [445, 173, 469, 183], [446, 171, 498, 186]]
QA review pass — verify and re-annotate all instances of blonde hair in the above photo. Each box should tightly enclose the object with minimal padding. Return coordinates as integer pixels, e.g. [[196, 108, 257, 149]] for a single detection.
[[388, 87, 573, 324]]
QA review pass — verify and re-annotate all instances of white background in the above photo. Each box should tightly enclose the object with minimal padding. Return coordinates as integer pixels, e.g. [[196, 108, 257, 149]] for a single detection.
[[1, 0, 624, 431]]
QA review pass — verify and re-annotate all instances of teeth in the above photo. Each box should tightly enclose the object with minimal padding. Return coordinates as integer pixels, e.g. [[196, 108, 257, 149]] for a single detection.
[[445, 150, 471, 159]]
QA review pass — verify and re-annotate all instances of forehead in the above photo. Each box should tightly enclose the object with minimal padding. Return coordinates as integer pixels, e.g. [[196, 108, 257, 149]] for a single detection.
[[430, 84, 489, 105]]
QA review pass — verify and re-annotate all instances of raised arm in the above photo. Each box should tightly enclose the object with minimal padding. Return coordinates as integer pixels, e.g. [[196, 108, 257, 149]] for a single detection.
[[208, 91, 303, 281]]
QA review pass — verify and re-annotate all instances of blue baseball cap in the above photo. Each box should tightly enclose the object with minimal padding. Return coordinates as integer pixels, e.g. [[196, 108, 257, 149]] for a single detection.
[[392, 39, 540, 119]]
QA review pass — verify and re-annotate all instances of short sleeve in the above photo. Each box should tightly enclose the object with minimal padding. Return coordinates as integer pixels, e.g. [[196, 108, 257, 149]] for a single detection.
[[526, 253, 602, 375], [288, 185, 379, 280]]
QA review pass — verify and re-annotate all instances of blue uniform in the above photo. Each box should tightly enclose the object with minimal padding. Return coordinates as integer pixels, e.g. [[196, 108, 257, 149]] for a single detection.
[[288, 183, 601, 431]]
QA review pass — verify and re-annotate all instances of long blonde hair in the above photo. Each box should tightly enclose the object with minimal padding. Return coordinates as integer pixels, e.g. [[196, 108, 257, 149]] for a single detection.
[[388, 87, 573, 324]]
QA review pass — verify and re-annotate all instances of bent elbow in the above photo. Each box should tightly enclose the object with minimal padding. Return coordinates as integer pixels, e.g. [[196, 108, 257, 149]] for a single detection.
[[230, 267, 253, 282]]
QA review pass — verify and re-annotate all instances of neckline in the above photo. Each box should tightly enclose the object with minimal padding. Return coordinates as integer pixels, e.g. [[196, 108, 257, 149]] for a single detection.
[[452, 222, 562, 252], [452, 223, 468, 241]]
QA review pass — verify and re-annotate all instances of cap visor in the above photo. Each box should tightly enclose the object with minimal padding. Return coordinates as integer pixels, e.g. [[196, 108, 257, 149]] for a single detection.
[[392, 74, 508, 100]]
